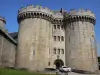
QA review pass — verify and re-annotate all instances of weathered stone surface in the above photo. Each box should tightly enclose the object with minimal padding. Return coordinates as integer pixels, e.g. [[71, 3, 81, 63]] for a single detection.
[[64, 11, 98, 72], [0, 31, 16, 67], [0, 5, 99, 73]]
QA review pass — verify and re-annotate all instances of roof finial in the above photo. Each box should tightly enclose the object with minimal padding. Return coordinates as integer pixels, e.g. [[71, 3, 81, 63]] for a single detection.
[[60, 8, 63, 13], [60, 8, 66, 16]]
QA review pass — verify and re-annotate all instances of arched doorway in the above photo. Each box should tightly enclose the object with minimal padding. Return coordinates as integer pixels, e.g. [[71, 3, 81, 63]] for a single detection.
[[54, 59, 64, 69]]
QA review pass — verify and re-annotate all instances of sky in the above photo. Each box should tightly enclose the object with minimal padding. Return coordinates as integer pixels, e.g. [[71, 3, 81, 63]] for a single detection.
[[0, 0, 100, 56]]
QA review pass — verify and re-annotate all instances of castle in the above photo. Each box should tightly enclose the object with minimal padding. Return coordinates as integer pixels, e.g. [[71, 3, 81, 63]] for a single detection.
[[0, 5, 99, 72]]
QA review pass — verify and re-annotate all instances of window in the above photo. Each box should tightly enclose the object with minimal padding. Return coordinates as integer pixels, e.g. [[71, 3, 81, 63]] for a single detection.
[[58, 49, 60, 54], [92, 26, 94, 31], [58, 36, 60, 41], [54, 36, 56, 41], [92, 35, 94, 38], [57, 25, 60, 29], [69, 37, 70, 42], [92, 35, 94, 41], [48, 62, 50, 66], [61, 25, 63, 29], [62, 49, 64, 54], [54, 48, 56, 54], [49, 48, 50, 54], [54, 25, 56, 29], [61, 36, 64, 41]]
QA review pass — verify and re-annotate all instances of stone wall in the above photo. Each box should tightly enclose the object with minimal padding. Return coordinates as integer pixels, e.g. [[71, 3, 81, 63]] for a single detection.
[[16, 5, 99, 72], [16, 17, 53, 71], [64, 9, 98, 72], [0, 29, 17, 67], [16, 5, 65, 71]]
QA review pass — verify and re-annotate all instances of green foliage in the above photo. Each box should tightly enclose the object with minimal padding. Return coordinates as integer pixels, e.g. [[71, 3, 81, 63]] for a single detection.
[[0, 68, 55, 75]]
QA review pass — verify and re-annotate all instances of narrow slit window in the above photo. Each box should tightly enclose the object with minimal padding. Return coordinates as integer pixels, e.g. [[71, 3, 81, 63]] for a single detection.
[[57, 25, 60, 29], [69, 37, 70, 42], [58, 36, 60, 41], [61, 36, 64, 41], [54, 25, 56, 29], [48, 62, 50, 66], [62, 49, 64, 54], [58, 49, 60, 54], [61, 25, 63, 29], [54, 36, 56, 41], [54, 48, 56, 54], [49, 48, 50, 54]]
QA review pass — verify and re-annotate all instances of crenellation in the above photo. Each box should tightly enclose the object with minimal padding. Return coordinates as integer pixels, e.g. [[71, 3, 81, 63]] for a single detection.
[[26, 5, 34, 9], [69, 9, 95, 19], [69, 9, 77, 14], [78, 9, 85, 12], [0, 16, 6, 24], [18, 5, 64, 24]]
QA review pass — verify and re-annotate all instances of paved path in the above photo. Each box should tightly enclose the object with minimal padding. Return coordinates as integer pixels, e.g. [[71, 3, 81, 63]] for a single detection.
[[68, 72, 99, 75], [46, 71, 100, 75]]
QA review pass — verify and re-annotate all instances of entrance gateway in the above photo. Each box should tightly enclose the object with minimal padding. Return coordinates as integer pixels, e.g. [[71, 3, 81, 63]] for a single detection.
[[54, 59, 64, 69]]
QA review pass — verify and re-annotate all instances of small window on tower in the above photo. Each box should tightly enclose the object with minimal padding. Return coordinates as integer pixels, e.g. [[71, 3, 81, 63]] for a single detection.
[[61, 25, 63, 29], [57, 25, 60, 29], [69, 37, 70, 42], [54, 36, 56, 41], [92, 35, 94, 38], [49, 48, 50, 54], [48, 62, 50, 66], [54, 25, 56, 29], [62, 49, 64, 54], [58, 36, 60, 41], [58, 49, 60, 54], [54, 48, 56, 54], [61, 36, 64, 41]]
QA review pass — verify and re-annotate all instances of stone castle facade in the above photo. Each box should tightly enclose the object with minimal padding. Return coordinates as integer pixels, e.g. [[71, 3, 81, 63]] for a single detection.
[[0, 5, 99, 72]]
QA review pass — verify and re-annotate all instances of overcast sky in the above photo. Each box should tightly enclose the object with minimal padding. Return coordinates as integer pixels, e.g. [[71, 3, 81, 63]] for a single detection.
[[0, 0, 100, 56]]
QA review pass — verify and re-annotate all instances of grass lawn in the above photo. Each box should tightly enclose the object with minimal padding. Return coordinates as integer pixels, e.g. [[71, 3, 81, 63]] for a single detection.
[[0, 68, 55, 75]]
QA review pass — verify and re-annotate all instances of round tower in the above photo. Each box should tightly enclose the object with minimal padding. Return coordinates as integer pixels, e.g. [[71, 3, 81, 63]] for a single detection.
[[64, 9, 98, 72], [0, 16, 6, 28], [16, 5, 54, 71]]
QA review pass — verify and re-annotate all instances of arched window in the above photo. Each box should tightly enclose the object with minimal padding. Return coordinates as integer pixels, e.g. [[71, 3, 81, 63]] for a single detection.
[[54, 48, 56, 54], [54, 25, 56, 29], [54, 36, 56, 41], [57, 25, 60, 29], [61, 36, 64, 41], [62, 49, 64, 54], [58, 36, 60, 41], [58, 49, 60, 54]]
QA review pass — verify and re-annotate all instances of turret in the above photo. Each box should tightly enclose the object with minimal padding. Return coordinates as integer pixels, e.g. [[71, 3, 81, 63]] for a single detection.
[[0, 16, 6, 28], [64, 9, 98, 72], [16, 5, 54, 71]]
